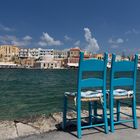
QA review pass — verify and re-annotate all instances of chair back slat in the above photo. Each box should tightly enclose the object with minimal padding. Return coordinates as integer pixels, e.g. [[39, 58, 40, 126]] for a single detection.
[[114, 61, 134, 72], [113, 78, 133, 86], [77, 52, 108, 90], [81, 78, 103, 88], [81, 59, 104, 71], [110, 54, 138, 89]]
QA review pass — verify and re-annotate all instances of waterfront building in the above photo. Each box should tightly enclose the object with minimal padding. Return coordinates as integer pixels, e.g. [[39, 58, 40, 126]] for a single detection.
[[116, 55, 122, 61], [54, 58, 68, 68], [67, 47, 80, 67], [20, 58, 35, 68], [93, 54, 104, 60], [39, 48, 54, 59], [138, 54, 140, 69], [34, 60, 61, 69], [54, 50, 68, 58], [29, 48, 54, 60], [28, 48, 40, 59], [0, 62, 18, 68], [138, 54, 140, 61], [0, 45, 19, 62], [69, 47, 80, 57], [19, 48, 29, 58]]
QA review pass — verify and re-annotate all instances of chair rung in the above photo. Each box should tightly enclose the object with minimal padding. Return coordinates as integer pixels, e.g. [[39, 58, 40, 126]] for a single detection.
[[120, 112, 132, 117], [114, 119, 133, 124], [92, 114, 101, 119], [81, 123, 105, 129]]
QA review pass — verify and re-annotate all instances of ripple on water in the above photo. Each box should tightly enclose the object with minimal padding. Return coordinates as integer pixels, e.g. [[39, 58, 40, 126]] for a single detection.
[[0, 69, 139, 120]]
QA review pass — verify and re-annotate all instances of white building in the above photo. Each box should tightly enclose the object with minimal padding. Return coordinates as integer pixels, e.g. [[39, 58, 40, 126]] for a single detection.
[[19, 48, 29, 58], [28, 48, 39, 59], [28, 48, 54, 59], [54, 50, 68, 58], [116, 55, 122, 61], [34, 60, 61, 69]]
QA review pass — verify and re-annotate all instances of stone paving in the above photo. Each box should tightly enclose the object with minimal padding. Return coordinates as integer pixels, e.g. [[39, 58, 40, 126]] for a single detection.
[[0, 107, 140, 140]]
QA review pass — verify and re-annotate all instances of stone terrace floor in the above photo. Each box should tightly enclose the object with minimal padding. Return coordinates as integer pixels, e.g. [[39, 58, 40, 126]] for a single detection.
[[16, 119, 140, 140]]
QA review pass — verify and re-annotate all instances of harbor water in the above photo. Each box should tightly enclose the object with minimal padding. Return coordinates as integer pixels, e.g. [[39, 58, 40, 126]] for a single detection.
[[0, 69, 140, 120]]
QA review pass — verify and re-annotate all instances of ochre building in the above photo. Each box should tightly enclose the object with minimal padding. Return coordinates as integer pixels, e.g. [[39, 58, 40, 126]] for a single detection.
[[0, 45, 19, 62]]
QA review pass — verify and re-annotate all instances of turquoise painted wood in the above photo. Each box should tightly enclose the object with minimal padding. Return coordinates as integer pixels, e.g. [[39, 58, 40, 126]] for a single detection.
[[82, 59, 104, 71], [109, 53, 138, 133], [63, 52, 109, 138], [113, 78, 133, 86], [81, 78, 103, 88], [113, 61, 135, 72]]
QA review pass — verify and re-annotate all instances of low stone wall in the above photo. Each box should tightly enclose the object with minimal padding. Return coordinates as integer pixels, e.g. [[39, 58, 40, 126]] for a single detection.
[[0, 106, 140, 140]]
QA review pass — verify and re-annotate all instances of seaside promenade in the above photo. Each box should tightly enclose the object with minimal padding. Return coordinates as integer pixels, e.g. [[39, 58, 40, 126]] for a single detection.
[[0, 106, 139, 140], [16, 119, 140, 140]]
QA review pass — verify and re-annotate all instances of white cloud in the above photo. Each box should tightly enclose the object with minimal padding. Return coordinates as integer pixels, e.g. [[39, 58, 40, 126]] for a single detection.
[[116, 38, 124, 43], [0, 35, 32, 47], [64, 35, 72, 41], [74, 40, 80, 46], [109, 38, 124, 44], [38, 32, 62, 47], [23, 35, 32, 41], [84, 28, 99, 52], [108, 37, 124, 48], [0, 24, 14, 32], [125, 28, 140, 35]]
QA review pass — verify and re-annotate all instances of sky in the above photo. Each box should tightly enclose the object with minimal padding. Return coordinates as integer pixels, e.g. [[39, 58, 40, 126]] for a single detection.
[[0, 0, 140, 55]]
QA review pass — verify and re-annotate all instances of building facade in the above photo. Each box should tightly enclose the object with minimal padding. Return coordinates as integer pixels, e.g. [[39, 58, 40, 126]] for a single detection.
[[34, 60, 62, 69], [28, 48, 54, 60], [67, 47, 80, 67], [93, 54, 104, 60], [19, 48, 29, 58], [54, 50, 68, 58], [0, 45, 19, 62], [138, 54, 140, 69]]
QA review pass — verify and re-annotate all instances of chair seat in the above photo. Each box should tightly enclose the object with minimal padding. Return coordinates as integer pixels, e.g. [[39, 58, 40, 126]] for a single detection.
[[108, 89, 134, 99], [65, 90, 103, 98], [65, 90, 103, 102], [113, 89, 133, 96]]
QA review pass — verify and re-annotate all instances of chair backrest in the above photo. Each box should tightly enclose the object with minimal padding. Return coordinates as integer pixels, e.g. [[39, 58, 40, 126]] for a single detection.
[[77, 52, 108, 98], [110, 54, 138, 92]]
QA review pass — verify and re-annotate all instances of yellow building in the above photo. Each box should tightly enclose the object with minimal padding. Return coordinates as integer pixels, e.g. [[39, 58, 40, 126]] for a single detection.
[[0, 45, 19, 62], [93, 54, 104, 60]]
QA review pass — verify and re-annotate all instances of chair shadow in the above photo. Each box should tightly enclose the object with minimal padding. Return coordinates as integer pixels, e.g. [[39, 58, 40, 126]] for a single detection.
[[113, 122, 134, 131], [55, 119, 106, 138], [56, 118, 136, 138]]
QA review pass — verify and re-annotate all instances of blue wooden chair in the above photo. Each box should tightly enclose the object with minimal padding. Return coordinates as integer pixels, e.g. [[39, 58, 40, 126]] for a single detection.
[[63, 52, 109, 138], [109, 54, 138, 132]]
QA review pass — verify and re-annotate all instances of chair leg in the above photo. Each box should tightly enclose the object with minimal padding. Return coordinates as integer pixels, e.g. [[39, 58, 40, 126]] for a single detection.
[[132, 97, 138, 129], [103, 98, 109, 134], [110, 96, 114, 132], [62, 95, 67, 130], [93, 101, 97, 122], [116, 100, 120, 121], [77, 100, 81, 138], [88, 102, 92, 125]]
